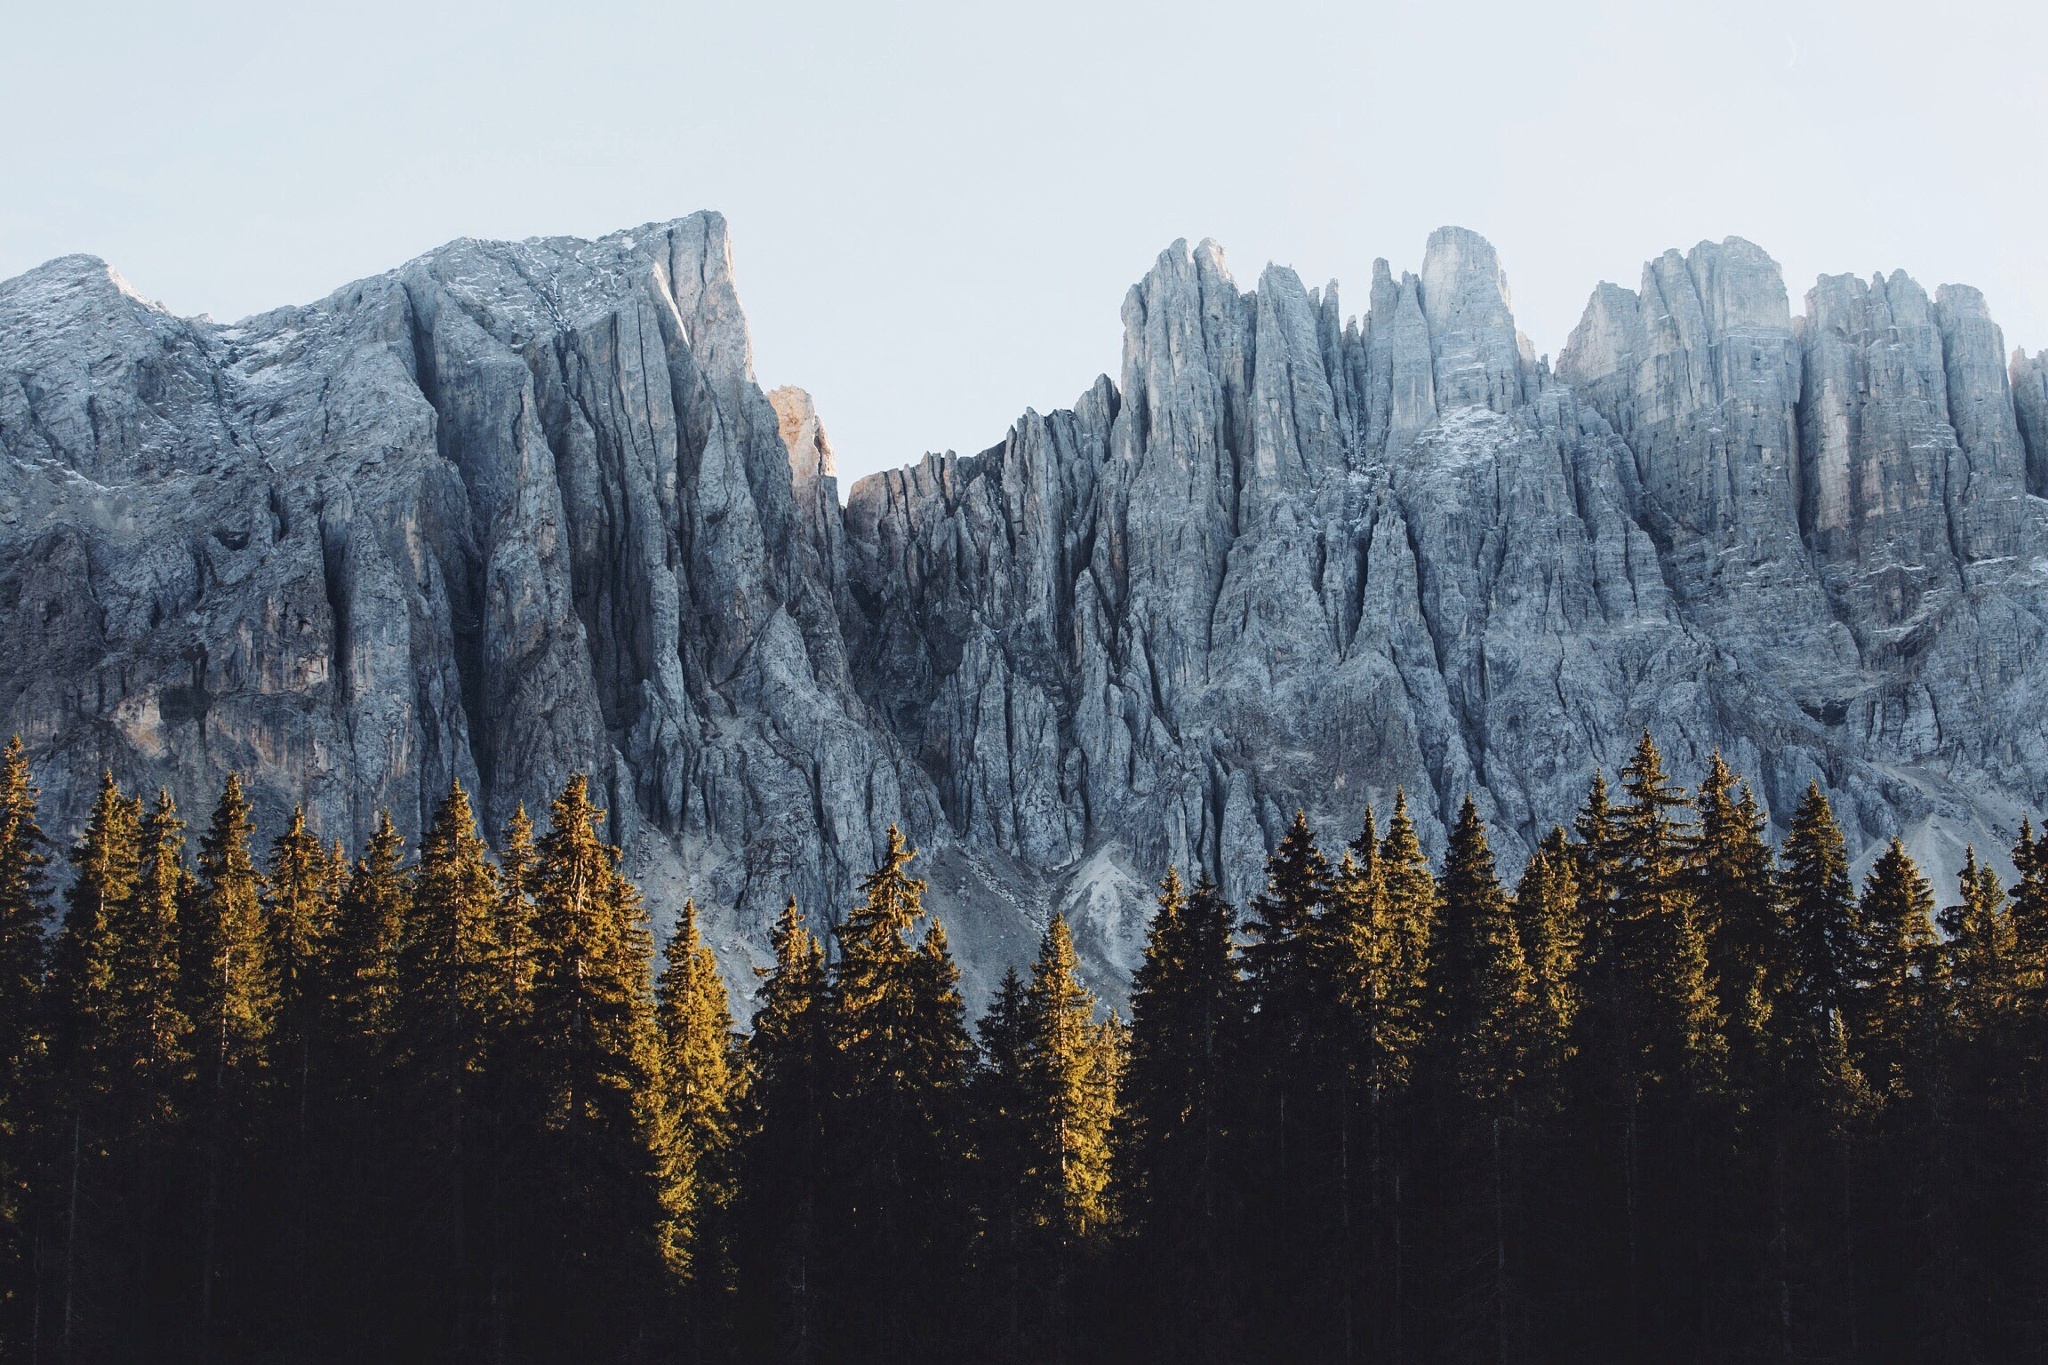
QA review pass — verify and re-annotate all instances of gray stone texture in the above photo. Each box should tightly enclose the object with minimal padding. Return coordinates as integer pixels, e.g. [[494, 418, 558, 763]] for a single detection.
[[5, 218, 2047, 1004]]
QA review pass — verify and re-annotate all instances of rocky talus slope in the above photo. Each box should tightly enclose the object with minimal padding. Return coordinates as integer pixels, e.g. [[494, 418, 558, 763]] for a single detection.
[[5, 215, 2047, 999]]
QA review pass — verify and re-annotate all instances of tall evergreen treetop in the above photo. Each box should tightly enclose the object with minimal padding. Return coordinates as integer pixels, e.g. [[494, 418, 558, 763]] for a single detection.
[[1023, 915, 1120, 1242], [124, 791, 192, 1097], [1426, 796, 1532, 1109], [331, 810, 410, 1074], [1513, 826, 1582, 1085], [47, 771, 142, 1083], [1784, 782, 1858, 1031], [1245, 811, 1332, 1034], [1693, 754, 1787, 1071], [186, 772, 277, 1087], [1941, 847, 2012, 1042], [656, 898, 738, 1282], [1853, 837, 1940, 1099], [529, 775, 662, 1134], [0, 736, 52, 1093], [266, 805, 337, 1075], [1372, 792, 1439, 1094], [522, 774, 670, 1355]]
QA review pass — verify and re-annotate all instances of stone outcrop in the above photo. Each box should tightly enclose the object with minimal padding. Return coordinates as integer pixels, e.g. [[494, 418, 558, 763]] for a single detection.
[[5, 217, 2047, 1003]]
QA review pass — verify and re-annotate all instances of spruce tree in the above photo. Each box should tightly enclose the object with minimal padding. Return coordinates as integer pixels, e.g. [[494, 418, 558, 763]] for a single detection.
[[1419, 797, 1534, 1365], [46, 773, 141, 1082], [494, 804, 539, 1020], [1117, 870, 1244, 1363], [1511, 827, 1581, 1095], [515, 774, 669, 1357], [655, 896, 738, 1353], [970, 966, 1032, 1359], [182, 772, 275, 1356], [1852, 838, 1939, 1101], [1569, 735, 1724, 1358], [266, 806, 335, 1096], [122, 791, 194, 1349], [391, 781, 504, 1355], [1022, 917, 1118, 1244], [318, 809, 412, 1356], [1783, 783, 1859, 1038], [1848, 836, 1947, 1352], [127, 792, 193, 1097], [822, 825, 971, 1362], [2006, 821, 2048, 1358], [40, 770, 141, 1360], [1374, 793, 1439, 1095], [1370, 792, 1437, 1364], [1243, 810, 1331, 1055], [0, 736, 50, 1341], [262, 804, 334, 1343], [1941, 848, 2012, 1043], [1241, 810, 1336, 1357], [1693, 754, 1786, 1069], [330, 811, 408, 1074], [1425, 796, 1532, 1107], [736, 898, 828, 1365]]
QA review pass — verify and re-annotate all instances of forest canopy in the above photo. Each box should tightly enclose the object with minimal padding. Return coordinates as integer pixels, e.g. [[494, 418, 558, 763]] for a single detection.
[[1, 732, 2045, 1364]]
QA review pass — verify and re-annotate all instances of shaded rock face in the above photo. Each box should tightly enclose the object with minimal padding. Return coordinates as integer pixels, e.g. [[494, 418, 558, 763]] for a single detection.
[[5, 217, 2047, 1003]]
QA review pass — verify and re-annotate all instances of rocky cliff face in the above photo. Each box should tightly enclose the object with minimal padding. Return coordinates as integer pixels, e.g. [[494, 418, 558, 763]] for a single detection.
[[5, 215, 2046, 1001]]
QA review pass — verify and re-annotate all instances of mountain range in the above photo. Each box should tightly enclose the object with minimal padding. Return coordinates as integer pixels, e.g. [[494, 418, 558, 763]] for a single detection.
[[4, 212, 2046, 1001]]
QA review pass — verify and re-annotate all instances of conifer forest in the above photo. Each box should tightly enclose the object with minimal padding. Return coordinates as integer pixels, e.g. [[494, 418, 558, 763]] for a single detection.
[[4, 731, 2048, 1365]]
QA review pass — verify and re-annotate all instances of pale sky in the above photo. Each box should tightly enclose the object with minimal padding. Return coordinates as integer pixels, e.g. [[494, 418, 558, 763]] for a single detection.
[[5, 0, 2044, 489]]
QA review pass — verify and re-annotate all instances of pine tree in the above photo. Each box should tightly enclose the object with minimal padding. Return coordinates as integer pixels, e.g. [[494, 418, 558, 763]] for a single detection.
[[39, 771, 141, 1359], [182, 771, 276, 1356], [1241, 810, 1335, 1357], [330, 811, 408, 1076], [2006, 821, 2048, 1359], [736, 898, 828, 1365], [1370, 792, 1438, 1364], [1511, 827, 1580, 1095], [0, 736, 50, 1342], [389, 781, 504, 1356], [1374, 793, 1439, 1096], [1941, 848, 2012, 1044], [1022, 917, 1118, 1244], [311, 807, 412, 1357], [1783, 783, 1859, 1039], [1243, 810, 1332, 1055], [1568, 735, 1725, 1358], [494, 804, 539, 1021], [1693, 754, 1786, 1071], [1426, 796, 1532, 1108], [970, 966, 1033, 1360], [262, 804, 335, 1344], [1419, 796, 1534, 1365], [1117, 870, 1244, 1363], [655, 897, 738, 1354], [1852, 838, 1939, 1101], [517, 774, 669, 1357], [821, 825, 971, 1362]]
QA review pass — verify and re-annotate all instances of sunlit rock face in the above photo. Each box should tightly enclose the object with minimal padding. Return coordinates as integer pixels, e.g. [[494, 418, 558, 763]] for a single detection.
[[6, 217, 2047, 1004]]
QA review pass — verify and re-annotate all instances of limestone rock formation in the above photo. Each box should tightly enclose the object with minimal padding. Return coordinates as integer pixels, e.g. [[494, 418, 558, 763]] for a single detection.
[[5, 215, 2047, 1003]]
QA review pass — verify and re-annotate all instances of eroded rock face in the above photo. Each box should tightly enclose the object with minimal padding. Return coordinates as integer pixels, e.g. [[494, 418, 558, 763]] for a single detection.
[[5, 219, 2047, 1004]]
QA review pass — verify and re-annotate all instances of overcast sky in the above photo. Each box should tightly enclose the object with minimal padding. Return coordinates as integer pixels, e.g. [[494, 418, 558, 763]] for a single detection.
[[5, 0, 2044, 487]]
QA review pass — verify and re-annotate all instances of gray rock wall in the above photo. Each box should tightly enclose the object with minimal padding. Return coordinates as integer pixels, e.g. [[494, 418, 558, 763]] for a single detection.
[[5, 218, 2046, 1004]]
